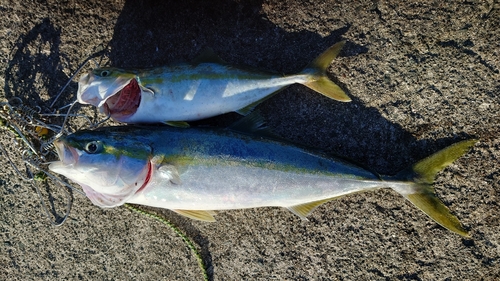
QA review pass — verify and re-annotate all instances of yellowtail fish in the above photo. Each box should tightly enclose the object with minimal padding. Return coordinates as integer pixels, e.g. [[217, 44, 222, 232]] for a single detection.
[[77, 42, 350, 126], [48, 124, 475, 237]]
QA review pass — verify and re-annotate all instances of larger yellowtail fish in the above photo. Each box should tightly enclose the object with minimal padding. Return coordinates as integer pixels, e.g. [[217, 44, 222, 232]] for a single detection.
[[48, 124, 475, 237], [77, 42, 350, 126]]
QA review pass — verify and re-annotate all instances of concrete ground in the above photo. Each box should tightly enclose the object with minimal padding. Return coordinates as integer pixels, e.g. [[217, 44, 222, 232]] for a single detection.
[[1, 0, 499, 280]]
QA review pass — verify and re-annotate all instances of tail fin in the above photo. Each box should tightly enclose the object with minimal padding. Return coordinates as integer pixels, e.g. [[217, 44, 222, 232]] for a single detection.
[[302, 41, 351, 102], [390, 139, 477, 237]]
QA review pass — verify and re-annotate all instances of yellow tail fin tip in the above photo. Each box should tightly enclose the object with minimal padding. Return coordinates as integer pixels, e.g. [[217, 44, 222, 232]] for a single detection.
[[402, 139, 477, 237], [302, 41, 350, 102]]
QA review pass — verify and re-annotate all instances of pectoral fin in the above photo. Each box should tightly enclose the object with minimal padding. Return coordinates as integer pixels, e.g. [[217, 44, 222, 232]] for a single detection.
[[287, 198, 338, 220], [156, 163, 182, 185], [138, 84, 156, 95], [172, 209, 217, 222]]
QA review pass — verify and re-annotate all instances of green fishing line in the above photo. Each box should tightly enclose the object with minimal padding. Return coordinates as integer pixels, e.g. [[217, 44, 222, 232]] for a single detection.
[[124, 204, 209, 281]]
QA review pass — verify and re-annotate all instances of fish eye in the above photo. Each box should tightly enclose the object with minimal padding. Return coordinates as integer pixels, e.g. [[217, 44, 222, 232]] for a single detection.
[[100, 70, 111, 77], [84, 141, 102, 154]]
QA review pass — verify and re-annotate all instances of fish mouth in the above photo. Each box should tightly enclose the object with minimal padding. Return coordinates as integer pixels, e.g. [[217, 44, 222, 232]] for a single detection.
[[77, 72, 99, 105], [49, 139, 79, 173], [102, 78, 141, 119]]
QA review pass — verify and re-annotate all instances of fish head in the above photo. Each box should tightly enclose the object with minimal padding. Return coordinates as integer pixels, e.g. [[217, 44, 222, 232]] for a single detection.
[[77, 68, 142, 120], [49, 129, 152, 207]]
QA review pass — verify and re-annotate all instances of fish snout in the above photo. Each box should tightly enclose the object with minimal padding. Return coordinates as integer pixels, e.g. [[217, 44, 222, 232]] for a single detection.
[[77, 72, 98, 105], [53, 139, 78, 166], [78, 71, 94, 86]]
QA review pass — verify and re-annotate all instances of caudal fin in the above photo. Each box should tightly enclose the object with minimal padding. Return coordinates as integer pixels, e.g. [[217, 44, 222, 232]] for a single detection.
[[302, 41, 351, 102], [390, 140, 477, 237]]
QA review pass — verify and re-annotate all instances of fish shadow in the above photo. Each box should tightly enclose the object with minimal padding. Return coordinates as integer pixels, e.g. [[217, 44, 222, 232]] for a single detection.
[[4, 18, 73, 108], [3, 18, 107, 109], [262, 91, 474, 175], [108, 0, 367, 70], [110, 0, 447, 173], [108, 1, 475, 278], [107, 1, 366, 278], [108, 0, 472, 174]]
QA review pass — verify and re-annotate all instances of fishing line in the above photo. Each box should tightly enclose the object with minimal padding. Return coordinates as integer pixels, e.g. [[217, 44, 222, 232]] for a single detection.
[[0, 99, 85, 225], [27, 165, 73, 226], [0, 137, 74, 226], [2, 42, 112, 226], [124, 204, 210, 281], [49, 59, 87, 108], [52, 100, 77, 140], [90, 111, 111, 129], [0, 143, 32, 182], [49, 42, 110, 108]]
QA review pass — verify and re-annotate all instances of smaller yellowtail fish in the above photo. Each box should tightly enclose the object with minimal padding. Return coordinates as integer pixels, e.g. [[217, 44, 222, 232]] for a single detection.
[[77, 42, 350, 126], [48, 123, 476, 237]]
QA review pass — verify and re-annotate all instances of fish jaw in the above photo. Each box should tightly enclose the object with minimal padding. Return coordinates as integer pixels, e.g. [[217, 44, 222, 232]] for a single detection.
[[77, 71, 135, 109], [51, 139, 78, 167], [78, 160, 152, 208]]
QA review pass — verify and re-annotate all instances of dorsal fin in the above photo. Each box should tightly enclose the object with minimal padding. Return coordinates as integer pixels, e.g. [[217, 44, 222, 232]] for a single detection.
[[172, 209, 216, 222], [192, 48, 226, 65]]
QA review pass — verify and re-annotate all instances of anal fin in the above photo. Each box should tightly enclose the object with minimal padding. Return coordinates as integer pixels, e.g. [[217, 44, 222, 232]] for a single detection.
[[287, 197, 338, 220], [235, 102, 259, 116], [234, 89, 281, 115], [172, 209, 216, 222]]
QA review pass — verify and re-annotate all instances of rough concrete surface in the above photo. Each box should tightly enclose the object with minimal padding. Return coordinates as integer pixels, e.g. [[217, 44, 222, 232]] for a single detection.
[[1, 0, 499, 280]]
